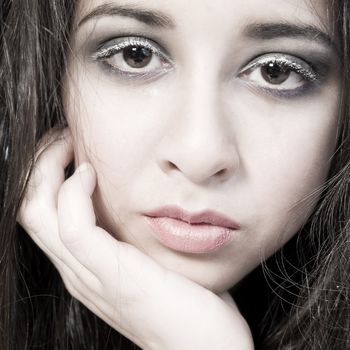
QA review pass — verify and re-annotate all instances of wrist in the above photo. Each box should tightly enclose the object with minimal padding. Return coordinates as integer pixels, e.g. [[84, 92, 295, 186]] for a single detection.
[[144, 291, 254, 350]]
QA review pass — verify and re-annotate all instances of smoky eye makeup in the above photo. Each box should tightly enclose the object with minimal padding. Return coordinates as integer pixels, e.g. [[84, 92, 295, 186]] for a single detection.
[[89, 35, 174, 81], [84, 27, 334, 99], [237, 53, 331, 99]]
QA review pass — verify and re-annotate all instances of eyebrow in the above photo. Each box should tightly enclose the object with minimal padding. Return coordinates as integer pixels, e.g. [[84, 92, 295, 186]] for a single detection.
[[78, 3, 175, 29], [244, 23, 335, 49], [78, 5, 336, 51]]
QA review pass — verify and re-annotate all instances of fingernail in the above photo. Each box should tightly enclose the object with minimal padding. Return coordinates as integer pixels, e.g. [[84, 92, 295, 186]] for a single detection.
[[76, 162, 91, 173]]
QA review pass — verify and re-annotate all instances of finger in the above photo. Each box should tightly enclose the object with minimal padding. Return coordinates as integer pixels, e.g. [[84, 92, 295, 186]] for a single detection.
[[57, 163, 165, 288], [58, 162, 98, 236], [24, 128, 73, 206], [18, 128, 73, 229], [218, 291, 239, 312], [18, 128, 73, 249], [17, 130, 104, 306], [57, 162, 117, 280]]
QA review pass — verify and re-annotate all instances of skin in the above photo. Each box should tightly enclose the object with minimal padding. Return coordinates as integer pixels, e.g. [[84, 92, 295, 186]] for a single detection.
[[18, 0, 341, 348], [18, 134, 254, 349], [65, 0, 340, 293]]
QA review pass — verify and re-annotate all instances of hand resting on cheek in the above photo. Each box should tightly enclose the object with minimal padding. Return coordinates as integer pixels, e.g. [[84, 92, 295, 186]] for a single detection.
[[17, 128, 254, 350]]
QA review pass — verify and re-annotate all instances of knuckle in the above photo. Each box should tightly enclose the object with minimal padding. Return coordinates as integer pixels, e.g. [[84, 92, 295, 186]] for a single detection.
[[58, 180, 69, 200], [58, 176, 74, 202], [26, 164, 45, 194], [59, 225, 81, 247], [59, 269, 80, 300], [18, 198, 42, 234], [63, 279, 79, 300]]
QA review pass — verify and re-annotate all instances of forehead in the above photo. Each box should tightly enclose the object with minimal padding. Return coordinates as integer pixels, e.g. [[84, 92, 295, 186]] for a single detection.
[[76, 0, 329, 28]]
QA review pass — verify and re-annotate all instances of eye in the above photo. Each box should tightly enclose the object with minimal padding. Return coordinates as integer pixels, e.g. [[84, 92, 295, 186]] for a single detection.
[[122, 45, 153, 68], [260, 62, 295, 85], [239, 53, 319, 94], [93, 36, 173, 78]]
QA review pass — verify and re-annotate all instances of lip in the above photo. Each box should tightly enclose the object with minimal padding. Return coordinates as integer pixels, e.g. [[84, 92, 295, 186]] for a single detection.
[[144, 205, 240, 254]]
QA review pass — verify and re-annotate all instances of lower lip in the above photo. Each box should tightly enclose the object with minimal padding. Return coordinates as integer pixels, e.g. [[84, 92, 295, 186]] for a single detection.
[[145, 216, 235, 254]]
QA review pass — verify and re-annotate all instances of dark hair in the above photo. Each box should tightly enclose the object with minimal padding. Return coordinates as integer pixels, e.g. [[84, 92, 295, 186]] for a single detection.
[[237, 1, 350, 349], [261, 1, 350, 348], [0, 1, 349, 349], [0, 1, 134, 349]]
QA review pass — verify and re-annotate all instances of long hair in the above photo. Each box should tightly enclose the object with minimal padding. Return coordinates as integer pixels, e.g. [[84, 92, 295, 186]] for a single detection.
[[256, 1, 350, 348], [0, 1, 135, 349], [0, 1, 349, 349]]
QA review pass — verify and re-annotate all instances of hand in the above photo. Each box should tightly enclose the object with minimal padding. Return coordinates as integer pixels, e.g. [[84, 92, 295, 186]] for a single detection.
[[17, 128, 254, 350]]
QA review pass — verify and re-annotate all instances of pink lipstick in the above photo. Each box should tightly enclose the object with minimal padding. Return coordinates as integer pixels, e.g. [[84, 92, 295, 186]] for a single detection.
[[144, 206, 240, 254]]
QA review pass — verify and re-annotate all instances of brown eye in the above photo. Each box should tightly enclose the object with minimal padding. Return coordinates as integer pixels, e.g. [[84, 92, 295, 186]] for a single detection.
[[95, 37, 174, 78], [123, 46, 153, 68], [261, 63, 291, 85]]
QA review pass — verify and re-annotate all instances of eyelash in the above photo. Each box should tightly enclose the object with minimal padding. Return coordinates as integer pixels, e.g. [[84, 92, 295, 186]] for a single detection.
[[93, 36, 173, 80], [238, 54, 324, 98], [92, 36, 326, 98]]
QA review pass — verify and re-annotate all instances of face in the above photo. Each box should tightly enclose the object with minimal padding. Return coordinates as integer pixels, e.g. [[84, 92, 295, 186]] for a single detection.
[[64, 0, 340, 294]]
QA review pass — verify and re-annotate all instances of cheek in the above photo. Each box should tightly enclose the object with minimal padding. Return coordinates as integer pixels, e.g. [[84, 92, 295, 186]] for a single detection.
[[235, 97, 338, 256], [66, 72, 164, 169], [63, 70, 340, 292], [255, 124, 334, 210], [64, 75, 169, 225], [66, 66, 339, 230]]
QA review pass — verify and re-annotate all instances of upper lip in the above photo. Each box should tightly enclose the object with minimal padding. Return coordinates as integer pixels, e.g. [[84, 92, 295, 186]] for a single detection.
[[144, 205, 240, 230]]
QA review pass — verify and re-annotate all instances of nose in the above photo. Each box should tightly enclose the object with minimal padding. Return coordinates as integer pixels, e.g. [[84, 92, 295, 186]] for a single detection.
[[156, 76, 240, 185]]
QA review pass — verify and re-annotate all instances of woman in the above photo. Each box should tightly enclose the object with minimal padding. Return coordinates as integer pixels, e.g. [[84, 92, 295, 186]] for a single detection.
[[1, 0, 349, 349]]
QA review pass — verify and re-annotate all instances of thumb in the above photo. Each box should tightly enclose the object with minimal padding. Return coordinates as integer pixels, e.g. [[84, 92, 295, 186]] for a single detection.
[[218, 291, 239, 311]]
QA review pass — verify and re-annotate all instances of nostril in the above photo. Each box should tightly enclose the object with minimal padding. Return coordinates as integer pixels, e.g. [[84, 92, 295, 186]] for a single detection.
[[165, 161, 178, 171], [215, 169, 227, 177]]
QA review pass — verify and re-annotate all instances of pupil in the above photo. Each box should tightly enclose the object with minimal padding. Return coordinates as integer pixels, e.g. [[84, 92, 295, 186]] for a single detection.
[[262, 62, 290, 84], [123, 46, 152, 68]]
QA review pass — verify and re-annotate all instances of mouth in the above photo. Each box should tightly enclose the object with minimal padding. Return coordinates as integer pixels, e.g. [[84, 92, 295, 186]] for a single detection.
[[144, 205, 240, 254]]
